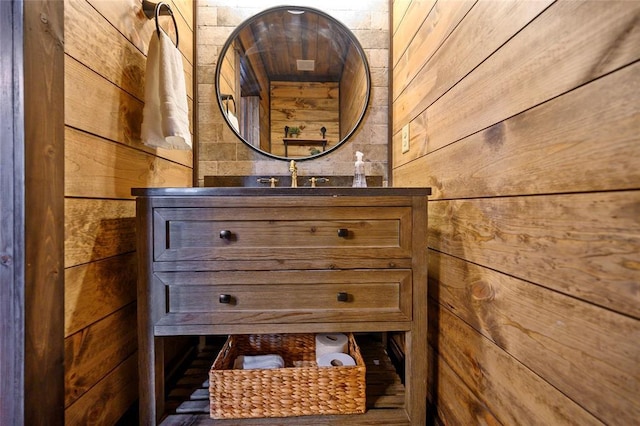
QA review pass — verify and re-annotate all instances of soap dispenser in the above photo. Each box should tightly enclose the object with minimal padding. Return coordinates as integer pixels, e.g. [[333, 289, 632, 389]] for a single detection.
[[352, 151, 367, 187]]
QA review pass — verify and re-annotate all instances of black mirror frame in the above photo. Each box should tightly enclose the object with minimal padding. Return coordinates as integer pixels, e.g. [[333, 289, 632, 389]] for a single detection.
[[214, 5, 371, 162]]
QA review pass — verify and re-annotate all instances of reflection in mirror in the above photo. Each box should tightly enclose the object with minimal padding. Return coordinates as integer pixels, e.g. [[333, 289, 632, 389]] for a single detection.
[[216, 6, 371, 161]]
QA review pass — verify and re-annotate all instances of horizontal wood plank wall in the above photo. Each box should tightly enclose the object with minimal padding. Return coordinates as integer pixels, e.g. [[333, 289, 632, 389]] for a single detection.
[[63, 0, 194, 423], [391, 0, 640, 424], [270, 81, 340, 157]]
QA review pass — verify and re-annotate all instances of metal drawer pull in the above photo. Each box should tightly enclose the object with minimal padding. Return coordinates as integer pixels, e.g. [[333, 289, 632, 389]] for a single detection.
[[219, 294, 232, 304], [219, 230, 233, 240], [337, 292, 349, 302], [337, 228, 349, 238]]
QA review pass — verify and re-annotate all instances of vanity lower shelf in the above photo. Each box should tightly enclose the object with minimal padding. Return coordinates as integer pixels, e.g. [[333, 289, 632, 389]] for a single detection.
[[160, 334, 408, 425]]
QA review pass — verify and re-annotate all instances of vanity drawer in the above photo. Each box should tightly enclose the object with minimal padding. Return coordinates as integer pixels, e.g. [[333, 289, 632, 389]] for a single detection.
[[154, 269, 412, 324], [152, 206, 412, 262]]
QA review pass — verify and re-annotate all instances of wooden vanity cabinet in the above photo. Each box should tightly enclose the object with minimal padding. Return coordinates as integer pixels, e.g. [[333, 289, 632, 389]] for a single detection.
[[133, 187, 430, 425]]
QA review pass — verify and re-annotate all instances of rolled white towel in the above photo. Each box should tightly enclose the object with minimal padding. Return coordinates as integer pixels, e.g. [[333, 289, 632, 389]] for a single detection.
[[234, 354, 285, 370]]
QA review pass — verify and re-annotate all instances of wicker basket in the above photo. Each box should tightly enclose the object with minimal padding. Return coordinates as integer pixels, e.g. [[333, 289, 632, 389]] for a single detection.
[[209, 333, 366, 419]]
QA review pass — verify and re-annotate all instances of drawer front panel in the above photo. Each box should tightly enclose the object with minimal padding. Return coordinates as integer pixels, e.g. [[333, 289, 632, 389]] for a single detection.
[[155, 270, 412, 323], [153, 207, 411, 262]]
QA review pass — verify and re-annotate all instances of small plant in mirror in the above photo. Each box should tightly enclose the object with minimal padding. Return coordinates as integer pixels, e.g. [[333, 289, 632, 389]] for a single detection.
[[288, 125, 305, 138], [309, 147, 321, 155]]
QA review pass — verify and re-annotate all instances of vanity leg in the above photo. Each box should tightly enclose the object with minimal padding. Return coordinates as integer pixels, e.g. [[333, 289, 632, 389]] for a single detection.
[[137, 197, 166, 424]]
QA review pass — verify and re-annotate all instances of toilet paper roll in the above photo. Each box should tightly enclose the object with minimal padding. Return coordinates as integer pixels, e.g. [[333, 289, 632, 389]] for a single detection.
[[317, 352, 356, 367], [315, 333, 349, 359]]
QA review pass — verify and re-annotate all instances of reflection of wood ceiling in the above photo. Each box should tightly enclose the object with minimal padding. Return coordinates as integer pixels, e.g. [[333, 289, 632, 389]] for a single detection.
[[236, 9, 352, 95]]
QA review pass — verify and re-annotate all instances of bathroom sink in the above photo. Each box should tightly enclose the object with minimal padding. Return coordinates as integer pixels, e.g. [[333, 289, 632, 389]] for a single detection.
[[203, 175, 383, 188]]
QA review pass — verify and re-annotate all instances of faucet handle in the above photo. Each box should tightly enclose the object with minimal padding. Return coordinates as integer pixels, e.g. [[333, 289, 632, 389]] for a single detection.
[[257, 177, 279, 187]]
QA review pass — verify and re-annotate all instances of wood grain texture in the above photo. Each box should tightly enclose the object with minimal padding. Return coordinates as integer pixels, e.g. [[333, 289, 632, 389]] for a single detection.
[[392, 0, 551, 134], [0, 1, 25, 422], [65, 127, 192, 199], [392, 0, 475, 100], [392, 1, 640, 424], [24, 0, 65, 424], [427, 349, 501, 426], [392, 0, 412, 36], [63, 0, 195, 421], [341, 44, 368, 140], [137, 192, 428, 424], [65, 351, 138, 425], [392, 0, 435, 66], [430, 250, 639, 424], [64, 253, 137, 337], [429, 192, 640, 318], [65, 0, 146, 100], [270, 81, 340, 157], [396, 0, 640, 145], [88, 0, 193, 67], [64, 304, 137, 408], [64, 56, 193, 167], [393, 61, 640, 188], [64, 198, 136, 267], [430, 305, 602, 425]]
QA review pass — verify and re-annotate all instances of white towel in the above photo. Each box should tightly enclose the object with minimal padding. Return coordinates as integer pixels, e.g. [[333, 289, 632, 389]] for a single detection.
[[141, 30, 192, 150], [227, 110, 240, 133], [233, 354, 285, 370]]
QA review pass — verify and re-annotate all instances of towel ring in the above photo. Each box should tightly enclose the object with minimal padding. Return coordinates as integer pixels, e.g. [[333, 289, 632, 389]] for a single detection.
[[142, 0, 179, 48]]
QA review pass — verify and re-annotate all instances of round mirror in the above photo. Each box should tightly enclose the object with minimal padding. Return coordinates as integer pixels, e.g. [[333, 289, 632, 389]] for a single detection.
[[215, 6, 371, 161]]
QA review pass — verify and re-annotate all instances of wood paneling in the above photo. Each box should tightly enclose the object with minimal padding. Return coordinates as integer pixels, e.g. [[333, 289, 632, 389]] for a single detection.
[[65, 253, 137, 336], [392, 0, 640, 424], [392, 0, 473, 99], [65, 198, 136, 267], [427, 351, 501, 425], [429, 192, 640, 318], [392, 0, 434, 66], [393, 61, 640, 187], [64, 304, 137, 407], [62, 0, 195, 422], [65, 127, 192, 199], [1, 1, 25, 422], [392, 0, 552, 133], [270, 81, 339, 157], [65, 0, 146, 100], [430, 251, 638, 425], [24, 1, 66, 424], [430, 304, 601, 425], [64, 56, 193, 167], [88, 0, 193, 67], [341, 44, 368, 140], [413, 1, 638, 149], [65, 352, 138, 425]]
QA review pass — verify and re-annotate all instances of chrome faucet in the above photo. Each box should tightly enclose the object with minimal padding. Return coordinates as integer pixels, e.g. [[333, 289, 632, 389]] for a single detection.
[[289, 160, 298, 187]]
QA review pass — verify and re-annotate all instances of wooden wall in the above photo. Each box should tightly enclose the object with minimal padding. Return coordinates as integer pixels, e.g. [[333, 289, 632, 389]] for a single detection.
[[340, 43, 369, 141], [63, 0, 193, 423], [391, 0, 640, 424], [270, 81, 339, 157], [23, 1, 66, 424]]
